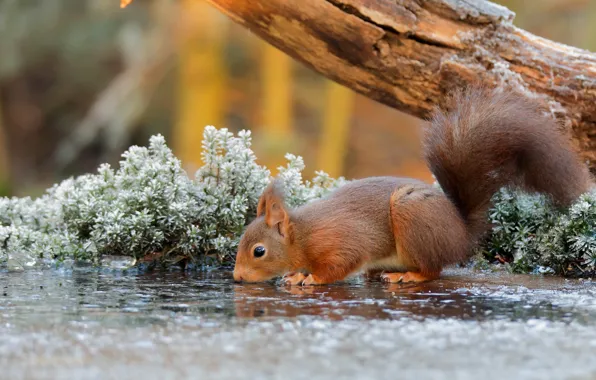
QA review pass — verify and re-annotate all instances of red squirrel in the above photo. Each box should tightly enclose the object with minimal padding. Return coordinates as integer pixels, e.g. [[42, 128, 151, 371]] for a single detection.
[[233, 86, 593, 285]]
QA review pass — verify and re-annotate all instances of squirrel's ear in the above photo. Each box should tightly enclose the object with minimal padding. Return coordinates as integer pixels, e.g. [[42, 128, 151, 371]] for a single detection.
[[257, 179, 285, 219], [256, 180, 292, 240]]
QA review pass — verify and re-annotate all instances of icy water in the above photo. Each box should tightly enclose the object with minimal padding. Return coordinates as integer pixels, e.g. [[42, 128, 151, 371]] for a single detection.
[[1, 267, 596, 380]]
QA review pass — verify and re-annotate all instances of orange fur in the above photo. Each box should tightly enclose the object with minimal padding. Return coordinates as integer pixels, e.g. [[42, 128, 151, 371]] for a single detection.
[[282, 272, 307, 286], [381, 271, 439, 283]]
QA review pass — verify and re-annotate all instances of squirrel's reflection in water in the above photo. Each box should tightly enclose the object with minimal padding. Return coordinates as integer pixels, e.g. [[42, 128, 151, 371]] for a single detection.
[[231, 275, 485, 321]]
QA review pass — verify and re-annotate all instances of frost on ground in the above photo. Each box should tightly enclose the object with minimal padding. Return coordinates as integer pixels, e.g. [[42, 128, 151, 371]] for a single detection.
[[2, 269, 596, 380], [0, 125, 595, 277], [0, 127, 344, 271], [2, 317, 596, 380]]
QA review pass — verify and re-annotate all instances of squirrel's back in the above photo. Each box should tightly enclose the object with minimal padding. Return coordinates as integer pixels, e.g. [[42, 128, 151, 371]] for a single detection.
[[294, 176, 424, 232], [292, 176, 425, 267], [424, 86, 592, 240]]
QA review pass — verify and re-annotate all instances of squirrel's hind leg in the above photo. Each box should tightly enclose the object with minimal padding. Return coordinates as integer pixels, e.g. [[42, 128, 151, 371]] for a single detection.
[[385, 184, 467, 284]]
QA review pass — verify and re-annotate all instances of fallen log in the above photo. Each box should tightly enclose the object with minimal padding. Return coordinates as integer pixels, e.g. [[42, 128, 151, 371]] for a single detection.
[[205, 0, 596, 168]]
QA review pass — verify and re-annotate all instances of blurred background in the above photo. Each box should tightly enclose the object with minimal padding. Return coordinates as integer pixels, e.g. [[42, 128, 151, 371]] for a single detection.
[[0, 0, 594, 197]]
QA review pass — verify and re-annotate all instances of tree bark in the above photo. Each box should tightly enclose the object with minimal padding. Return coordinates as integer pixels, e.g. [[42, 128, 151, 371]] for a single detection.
[[204, 0, 596, 169]]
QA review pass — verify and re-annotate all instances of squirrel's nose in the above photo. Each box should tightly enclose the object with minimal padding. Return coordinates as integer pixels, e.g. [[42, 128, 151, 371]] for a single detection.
[[233, 270, 244, 283]]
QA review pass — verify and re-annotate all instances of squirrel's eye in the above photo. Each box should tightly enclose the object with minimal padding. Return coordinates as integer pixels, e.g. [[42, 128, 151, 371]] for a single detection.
[[253, 245, 266, 258]]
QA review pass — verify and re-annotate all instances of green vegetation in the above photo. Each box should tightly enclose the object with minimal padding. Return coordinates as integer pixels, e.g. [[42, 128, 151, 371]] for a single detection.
[[480, 189, 596, 277]]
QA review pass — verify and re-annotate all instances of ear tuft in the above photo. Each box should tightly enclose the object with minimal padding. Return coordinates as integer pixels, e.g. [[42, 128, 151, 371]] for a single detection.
[[257, 178, 285, 218], [256, 178, 292, 240]]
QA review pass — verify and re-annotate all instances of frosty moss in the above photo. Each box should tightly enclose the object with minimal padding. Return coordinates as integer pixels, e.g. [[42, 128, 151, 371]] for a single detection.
[[480, 188, 596, 277], [0, 127, 344, 271]]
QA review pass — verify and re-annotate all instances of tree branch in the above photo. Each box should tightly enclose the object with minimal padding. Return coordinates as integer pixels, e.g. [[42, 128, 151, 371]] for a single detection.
[[205, 0, 596, 168]]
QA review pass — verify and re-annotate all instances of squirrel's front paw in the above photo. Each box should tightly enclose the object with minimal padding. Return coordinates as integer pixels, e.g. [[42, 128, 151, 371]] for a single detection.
[[301, 274, 325, 286], [282, 272, 307, 286], [381, 271, 437, 283]]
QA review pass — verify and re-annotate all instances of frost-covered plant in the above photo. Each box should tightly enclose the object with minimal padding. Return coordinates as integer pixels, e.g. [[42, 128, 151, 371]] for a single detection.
[[277, 153, 347, 208], [481, 188, 596, 277], [0, 126, 344, 270]]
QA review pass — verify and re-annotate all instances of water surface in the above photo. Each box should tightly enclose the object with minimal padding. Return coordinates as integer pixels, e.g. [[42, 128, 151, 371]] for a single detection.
[[1, 267, 596, 379]]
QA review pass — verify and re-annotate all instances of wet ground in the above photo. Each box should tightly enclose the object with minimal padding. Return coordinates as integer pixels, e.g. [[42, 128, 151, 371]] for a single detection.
[[1, 266, 596, 380]]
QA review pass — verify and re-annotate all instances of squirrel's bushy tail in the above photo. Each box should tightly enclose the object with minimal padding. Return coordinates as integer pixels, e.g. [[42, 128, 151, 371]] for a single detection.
[[424, 86, 592, 241]]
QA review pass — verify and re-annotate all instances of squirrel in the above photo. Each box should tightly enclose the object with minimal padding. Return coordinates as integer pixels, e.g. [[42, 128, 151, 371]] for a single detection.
[[233, 86, 593, 285]]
